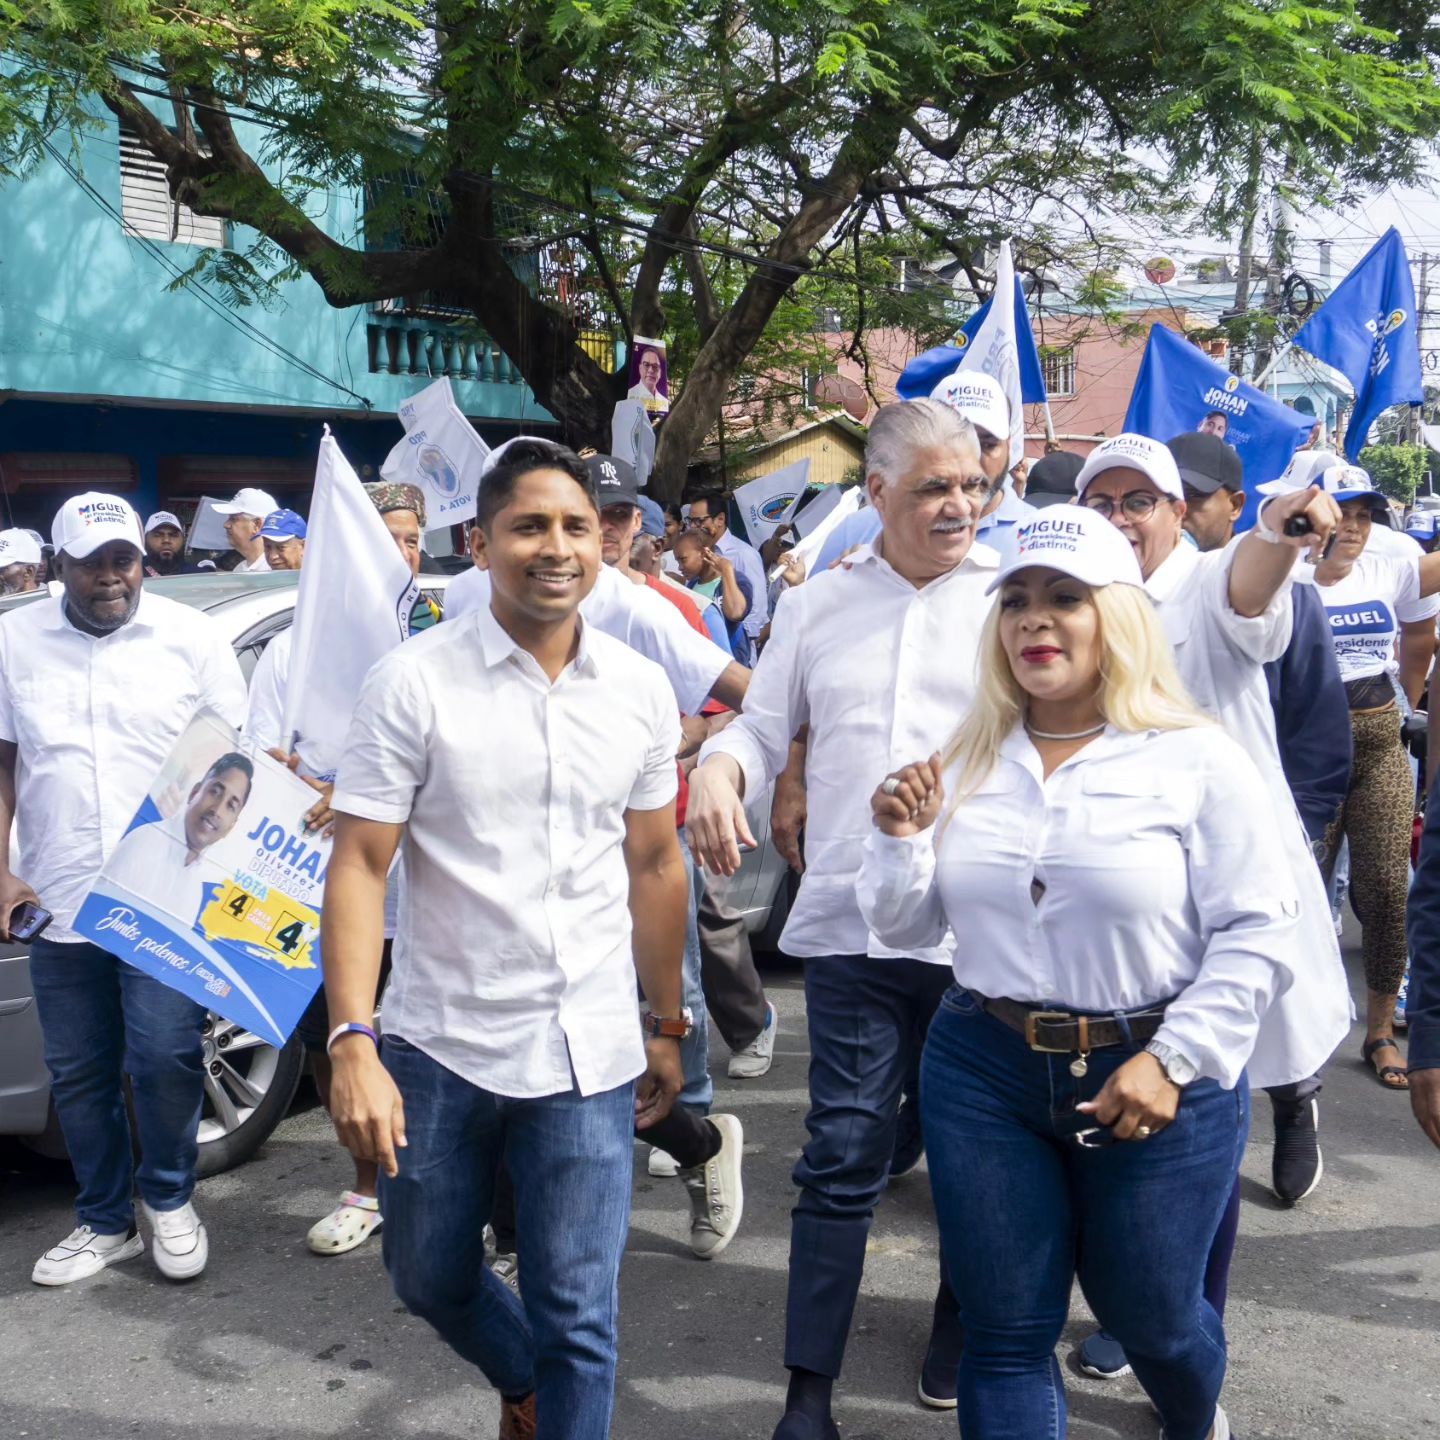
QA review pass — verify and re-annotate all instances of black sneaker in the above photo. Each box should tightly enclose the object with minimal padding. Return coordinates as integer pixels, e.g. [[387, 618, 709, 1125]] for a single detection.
[[1271, 1097, 1322, 1205]]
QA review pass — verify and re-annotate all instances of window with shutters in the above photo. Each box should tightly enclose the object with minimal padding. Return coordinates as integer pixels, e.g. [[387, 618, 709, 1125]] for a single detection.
[[118, 120, 228, 247]]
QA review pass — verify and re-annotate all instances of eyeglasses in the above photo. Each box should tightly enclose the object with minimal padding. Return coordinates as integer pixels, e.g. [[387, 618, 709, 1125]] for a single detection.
[[685, 514, 717, 528], [1080, 490, 1166, 522]]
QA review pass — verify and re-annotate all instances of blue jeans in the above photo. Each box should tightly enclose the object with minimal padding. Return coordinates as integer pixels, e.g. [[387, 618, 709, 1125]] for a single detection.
[[29, 938, 206, 1233], [679, 847, 712, 1113], [786, 953, 956, 1377], [379, 1036, 635, 1440], [923, 988, 1247, 1440]]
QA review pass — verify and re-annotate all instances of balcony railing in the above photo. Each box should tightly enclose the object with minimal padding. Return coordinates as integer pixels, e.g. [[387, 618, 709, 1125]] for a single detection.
[[366, 311, 524, 383]]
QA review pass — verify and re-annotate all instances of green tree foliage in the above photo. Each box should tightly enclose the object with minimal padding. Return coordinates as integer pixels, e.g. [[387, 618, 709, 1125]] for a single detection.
[[4, 0, 1440, 497], [1359, 442, 1428, 505]]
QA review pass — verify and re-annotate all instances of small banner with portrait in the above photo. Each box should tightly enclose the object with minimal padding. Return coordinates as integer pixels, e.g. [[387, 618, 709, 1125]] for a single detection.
[[72, 710, 333, 1047]]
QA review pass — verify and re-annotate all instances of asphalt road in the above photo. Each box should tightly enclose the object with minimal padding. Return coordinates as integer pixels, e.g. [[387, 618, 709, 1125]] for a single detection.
[[1, 939, 1437, 1440]]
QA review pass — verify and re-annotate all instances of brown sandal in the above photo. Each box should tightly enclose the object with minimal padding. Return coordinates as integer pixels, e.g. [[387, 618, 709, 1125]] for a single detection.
[[1362, 1036, 1409, 1090]]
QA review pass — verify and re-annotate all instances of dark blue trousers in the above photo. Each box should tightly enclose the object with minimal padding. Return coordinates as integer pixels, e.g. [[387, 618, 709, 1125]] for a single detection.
[[784, 952, 957, 1377]]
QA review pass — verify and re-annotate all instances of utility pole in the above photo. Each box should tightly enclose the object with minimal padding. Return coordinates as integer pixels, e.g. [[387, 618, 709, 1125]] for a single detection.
[[1231, 136, 1262, 377], [1254, 168, 1293, 386], [1409, 251, 1431, 445]]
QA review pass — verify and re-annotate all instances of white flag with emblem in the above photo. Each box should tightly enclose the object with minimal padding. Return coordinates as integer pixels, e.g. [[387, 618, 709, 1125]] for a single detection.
[[733, 458, 811, 544], [381, 376, 489, 530], [958, 238, 1025, 468], [282, 433, 420, 780]]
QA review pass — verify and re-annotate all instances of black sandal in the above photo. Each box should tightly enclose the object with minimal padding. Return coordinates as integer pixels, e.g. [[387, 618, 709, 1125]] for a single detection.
[[1362, 1036, 1409, 1090]]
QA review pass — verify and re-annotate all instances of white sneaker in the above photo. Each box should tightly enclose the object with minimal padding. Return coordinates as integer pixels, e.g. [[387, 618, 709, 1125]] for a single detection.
[[1160, 1403, 1229, 1440], [141, 1200, 209, 1281], [648, 1146, 681, 1178], [32, 1224, 144, 1286], [680, 1113, 743, 1260], [727, 1001, 777, 1079]]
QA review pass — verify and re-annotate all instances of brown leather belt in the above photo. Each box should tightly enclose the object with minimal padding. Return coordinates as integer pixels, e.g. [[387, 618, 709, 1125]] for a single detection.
[[977, 995, 1167, 1054]]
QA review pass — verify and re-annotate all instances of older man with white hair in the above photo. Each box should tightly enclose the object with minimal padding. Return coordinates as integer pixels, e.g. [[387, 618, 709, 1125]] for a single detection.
[[687, 399, 1004, 1433]]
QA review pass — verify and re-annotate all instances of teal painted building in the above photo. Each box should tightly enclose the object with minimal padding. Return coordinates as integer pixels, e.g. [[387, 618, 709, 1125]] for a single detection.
[[0, 94, 553, 536]]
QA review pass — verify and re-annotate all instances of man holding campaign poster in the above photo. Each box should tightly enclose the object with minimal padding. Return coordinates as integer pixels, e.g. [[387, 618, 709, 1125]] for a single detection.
[[0, 494, 247, 1289]]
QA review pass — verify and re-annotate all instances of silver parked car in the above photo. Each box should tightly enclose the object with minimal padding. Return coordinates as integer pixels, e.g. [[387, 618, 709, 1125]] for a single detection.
[[0, 569, 791, 1175]]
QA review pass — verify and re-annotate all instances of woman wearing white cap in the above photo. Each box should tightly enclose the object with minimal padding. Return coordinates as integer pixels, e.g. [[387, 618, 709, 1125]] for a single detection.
[[1304, 465, 1440, 1087], [857, 505, 1298, 1440]]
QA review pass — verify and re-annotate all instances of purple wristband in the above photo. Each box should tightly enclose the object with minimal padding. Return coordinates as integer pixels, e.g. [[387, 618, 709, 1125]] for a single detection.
[[326, 1021, 379, 1056]]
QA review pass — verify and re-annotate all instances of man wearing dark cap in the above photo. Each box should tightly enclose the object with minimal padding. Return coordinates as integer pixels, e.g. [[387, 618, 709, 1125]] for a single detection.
[[1023, 450, 1084, 510], [365, 482, 443, 624], [1169, 432, 1247, 552]]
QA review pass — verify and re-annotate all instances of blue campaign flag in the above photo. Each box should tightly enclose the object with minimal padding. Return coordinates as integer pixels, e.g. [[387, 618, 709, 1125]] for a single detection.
[[1124, 325, 1314, 505], [897, 277, 1049, 404], [1290, 227, 1423, 461]]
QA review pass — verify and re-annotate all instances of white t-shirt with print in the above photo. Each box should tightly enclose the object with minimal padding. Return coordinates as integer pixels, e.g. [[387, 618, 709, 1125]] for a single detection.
[[1312, 553, 1422, 683]]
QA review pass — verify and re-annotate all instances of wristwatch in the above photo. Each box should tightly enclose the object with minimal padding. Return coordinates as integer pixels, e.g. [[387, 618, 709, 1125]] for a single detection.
[[1144, 1040, 1199, 1088], [642, 1007, 694, 1041]]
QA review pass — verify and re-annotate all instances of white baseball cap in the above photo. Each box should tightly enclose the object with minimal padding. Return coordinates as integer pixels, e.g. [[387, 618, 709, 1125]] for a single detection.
[[929, 370, 1010, 441], [0, 528, 42, 567], [478, 435, 565, 478], [144, 510, 183, 534], [986, 502, 1145, 594], [1256, 448, 1342, 497], [1075, 433, 1183, 501], [51, 492, 145, 560], [212, 487, 279, 519]]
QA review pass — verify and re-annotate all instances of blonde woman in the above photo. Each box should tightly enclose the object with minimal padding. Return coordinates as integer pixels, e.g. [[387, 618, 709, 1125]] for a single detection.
[[856, 506, 1300, 1440]]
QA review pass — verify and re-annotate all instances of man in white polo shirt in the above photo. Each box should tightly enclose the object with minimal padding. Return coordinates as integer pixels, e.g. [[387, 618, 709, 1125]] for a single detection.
[[687, 399, 999, 1433], [213, 487, 279, 573], [0, 493, 247, 1287], [321, 440, 688, 1440], [0, 528, 43, 593]]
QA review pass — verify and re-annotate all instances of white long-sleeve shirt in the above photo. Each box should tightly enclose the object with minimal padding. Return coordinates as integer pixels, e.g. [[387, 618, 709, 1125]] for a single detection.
[[1147, 537, 1351, 1087], [856, 724, 1299, 1089], [699, 539, 999, 960]]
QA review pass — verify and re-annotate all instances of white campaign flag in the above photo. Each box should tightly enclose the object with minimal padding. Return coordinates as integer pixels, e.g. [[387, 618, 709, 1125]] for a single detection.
[[187, 497, 231, 552], [789, 482, 844, 538], [381, 377, 490, 531], [776, 485, 863, 581], [283, 434, 420, 780], [734, 458, 811, 544], [959, 238, 1025, 467]]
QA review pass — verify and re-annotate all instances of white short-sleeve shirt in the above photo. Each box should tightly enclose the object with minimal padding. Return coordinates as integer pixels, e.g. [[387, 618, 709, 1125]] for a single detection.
[[332, 605, 680, 1099], [0, 592, 248, 942]]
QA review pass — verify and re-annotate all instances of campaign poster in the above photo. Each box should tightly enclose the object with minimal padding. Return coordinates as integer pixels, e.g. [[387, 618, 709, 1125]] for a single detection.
[[627, 336, 671, 415], [73, 711, 332, 1047]]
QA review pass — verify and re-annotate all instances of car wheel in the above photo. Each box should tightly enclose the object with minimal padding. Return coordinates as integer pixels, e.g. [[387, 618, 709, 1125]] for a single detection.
[[195, 1014, 304, 1178]]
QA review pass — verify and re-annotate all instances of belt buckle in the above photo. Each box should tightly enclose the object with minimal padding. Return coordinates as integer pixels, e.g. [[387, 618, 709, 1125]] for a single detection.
[[1023, 1010, 1076, 1053]]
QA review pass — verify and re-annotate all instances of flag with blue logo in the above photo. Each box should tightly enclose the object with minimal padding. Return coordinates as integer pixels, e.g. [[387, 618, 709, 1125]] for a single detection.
[[1124, 325, 1314, 499], [1289, 227, 1423, 461], [381, 376, 490, 530], [897, 275, 1049, 407]]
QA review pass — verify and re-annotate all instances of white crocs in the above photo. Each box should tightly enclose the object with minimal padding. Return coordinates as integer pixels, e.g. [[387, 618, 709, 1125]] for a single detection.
[[306, 1191, 383, 1255]]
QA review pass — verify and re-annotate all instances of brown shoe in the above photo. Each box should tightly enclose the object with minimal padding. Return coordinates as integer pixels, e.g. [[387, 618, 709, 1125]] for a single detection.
[[499, 1394, 536, 1440]]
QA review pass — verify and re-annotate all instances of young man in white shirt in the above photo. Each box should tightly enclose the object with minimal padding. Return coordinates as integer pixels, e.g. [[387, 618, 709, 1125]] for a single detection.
[[321, 441, 689, 1440], [212, 486, 279, 573], [0, 493, 248, 1286], [686, 400, 1000, 1434]]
